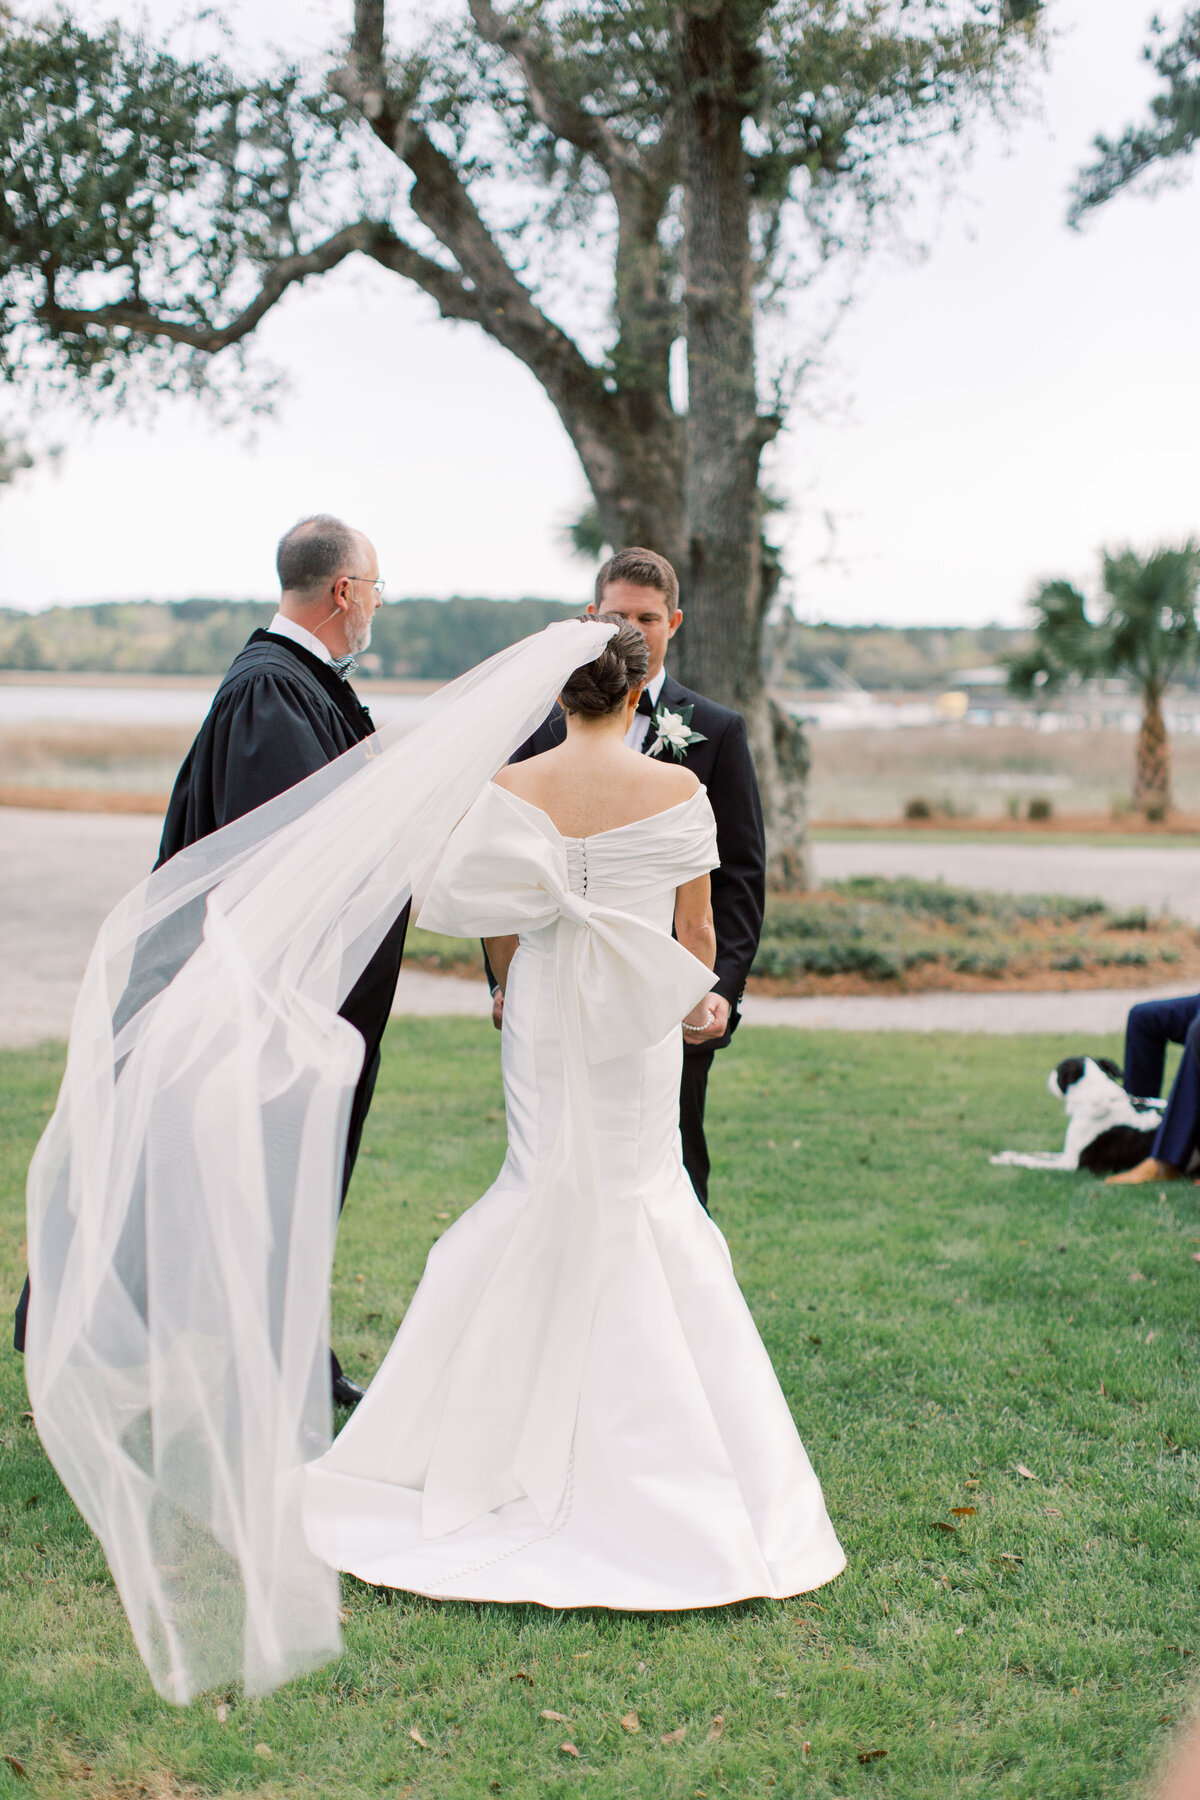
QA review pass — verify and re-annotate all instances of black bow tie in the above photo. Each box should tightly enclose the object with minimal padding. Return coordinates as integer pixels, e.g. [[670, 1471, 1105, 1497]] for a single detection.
[[636, 689, 657, 719]]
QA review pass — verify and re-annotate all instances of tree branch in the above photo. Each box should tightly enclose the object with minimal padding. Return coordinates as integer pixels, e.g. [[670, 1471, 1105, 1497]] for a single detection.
[[36, 221, 378, 351], [335, 31, 622, 448], [465, 0, 645, 185]]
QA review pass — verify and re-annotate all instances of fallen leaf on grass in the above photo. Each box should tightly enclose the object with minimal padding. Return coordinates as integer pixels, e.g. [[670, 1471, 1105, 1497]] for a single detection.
[[215, 1704, 227, 1724], [1016, 1463, 1038, 1481], [1130, 1270, 1145, 1282], [661, 1726, 688, 1746], [509, 1670, 533, 1687], [955, 1626, 966, 1636], [540, 1711, 570, 1724], [1043, 1507, 1063, 1518], [857, 1748, 887, 1764], [950, 1506, 976, 1518], [806, 1335, 822, 1346], [1146, 1330, 1157, 1344], [998, 1553, 1024, 1566], [338, 1608, 352, 1624], [559, 1742, 580, 1759], [409, 1729, 430, 1749], [253, 1744, 272, 1759], [620, 1712, 640, 1734], [708, 1715, 724, 1743], [929, 1521, 956, 1534], [3, 1754, 27, 1778]]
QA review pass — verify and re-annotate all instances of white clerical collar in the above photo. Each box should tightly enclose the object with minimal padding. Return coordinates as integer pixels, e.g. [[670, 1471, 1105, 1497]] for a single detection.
[[646, 666, 667, 706], [268, 610, 332, 666]]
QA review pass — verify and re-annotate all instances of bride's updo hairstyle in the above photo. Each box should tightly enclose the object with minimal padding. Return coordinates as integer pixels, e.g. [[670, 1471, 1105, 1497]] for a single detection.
[[560, 616, 649, 717]]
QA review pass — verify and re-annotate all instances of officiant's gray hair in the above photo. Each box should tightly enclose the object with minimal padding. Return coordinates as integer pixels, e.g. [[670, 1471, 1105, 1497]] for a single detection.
[[561, 617, 649, 717], [276, 515, 362, 595]]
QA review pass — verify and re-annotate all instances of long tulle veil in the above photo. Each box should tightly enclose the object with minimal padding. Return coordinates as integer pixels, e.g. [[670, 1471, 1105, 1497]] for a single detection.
[[23, 619, 616, 1704]]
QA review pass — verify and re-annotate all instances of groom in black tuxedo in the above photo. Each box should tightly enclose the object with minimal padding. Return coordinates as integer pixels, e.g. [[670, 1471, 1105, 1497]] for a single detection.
[[15, 515, 407, 1405], [488, 547, 766, 1209]]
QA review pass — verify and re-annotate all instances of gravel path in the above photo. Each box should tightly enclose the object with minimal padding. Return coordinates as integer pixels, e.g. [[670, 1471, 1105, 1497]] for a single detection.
[[812, 838, 1200, 922], [3, 807, 1197, 1047]]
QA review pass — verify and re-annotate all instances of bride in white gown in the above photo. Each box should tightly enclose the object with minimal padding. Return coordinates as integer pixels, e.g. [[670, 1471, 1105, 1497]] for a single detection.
[[304, 622, 845, 1607], [26, 616, 840, 1704]]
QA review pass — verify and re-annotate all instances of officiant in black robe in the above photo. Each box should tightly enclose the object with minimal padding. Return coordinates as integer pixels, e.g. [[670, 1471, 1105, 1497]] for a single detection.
[[486, 548, 766, 1210], [13, 516, 406, 1404], [161, 518, 408, 1405]]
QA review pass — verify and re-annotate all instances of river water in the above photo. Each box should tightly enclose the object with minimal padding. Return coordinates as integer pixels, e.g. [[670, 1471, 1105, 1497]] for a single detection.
[[0, 684, 429, 728]]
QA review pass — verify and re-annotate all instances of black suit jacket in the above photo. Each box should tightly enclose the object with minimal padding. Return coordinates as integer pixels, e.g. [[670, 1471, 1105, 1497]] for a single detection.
[[497, 672, 766, 1049], [156, 630, 408, 1061]]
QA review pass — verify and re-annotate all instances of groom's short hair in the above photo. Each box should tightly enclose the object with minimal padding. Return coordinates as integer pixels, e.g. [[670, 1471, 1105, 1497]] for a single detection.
[[277, 515, 360, 595], [595, 547, 679, 612]]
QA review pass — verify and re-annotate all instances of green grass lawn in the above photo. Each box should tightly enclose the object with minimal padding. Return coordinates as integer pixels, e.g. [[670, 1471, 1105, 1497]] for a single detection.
[[2, 1022, 1198, 1800]]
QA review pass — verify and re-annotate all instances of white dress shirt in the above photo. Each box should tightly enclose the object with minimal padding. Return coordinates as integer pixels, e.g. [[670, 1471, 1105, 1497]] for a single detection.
[[267, 611, 332, 666], [624, 666, 667, 753]]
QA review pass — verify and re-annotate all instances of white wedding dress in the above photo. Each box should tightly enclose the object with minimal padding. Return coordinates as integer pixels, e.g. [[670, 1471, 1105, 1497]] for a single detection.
[[303, 781, 845, 1607]]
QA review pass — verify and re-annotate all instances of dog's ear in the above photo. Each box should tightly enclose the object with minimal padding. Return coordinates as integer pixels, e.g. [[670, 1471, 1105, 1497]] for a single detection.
[[1094, 1057, 1124, 1084], [1054, 1057, 1086, 1093]]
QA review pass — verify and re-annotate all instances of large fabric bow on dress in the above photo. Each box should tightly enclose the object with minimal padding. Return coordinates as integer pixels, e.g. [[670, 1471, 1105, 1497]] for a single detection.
[[414, 783, 716, 1537]]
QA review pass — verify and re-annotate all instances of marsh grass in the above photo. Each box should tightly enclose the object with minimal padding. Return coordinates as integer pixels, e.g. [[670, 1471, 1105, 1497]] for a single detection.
[[807, 723, 1200, 823], [0, 725, 193, 795], [2, 1022, 1199, 1798]]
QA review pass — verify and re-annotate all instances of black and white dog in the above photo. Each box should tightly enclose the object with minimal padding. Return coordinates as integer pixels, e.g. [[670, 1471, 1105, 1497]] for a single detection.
[[991, 1056, 1165, 1174]]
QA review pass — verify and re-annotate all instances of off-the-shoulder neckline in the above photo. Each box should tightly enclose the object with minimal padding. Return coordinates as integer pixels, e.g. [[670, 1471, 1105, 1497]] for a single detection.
[[489, 781, 705, 843]]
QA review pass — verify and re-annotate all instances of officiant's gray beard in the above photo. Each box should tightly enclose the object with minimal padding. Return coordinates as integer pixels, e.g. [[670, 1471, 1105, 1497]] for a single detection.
[[346, 598, 373, 653]]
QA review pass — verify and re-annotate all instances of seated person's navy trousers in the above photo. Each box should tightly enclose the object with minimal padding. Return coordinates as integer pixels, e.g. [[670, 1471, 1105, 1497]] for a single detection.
[[1124, 992, 1200, 1169]]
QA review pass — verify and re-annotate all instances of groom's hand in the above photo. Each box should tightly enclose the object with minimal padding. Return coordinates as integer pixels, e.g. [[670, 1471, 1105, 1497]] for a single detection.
[[683, 995, 730, 1044], [491, 987, 504, 1031]]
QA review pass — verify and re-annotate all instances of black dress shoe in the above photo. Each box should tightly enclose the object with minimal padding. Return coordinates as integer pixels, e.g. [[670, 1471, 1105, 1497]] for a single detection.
[[331, 1373, 366, 1409]]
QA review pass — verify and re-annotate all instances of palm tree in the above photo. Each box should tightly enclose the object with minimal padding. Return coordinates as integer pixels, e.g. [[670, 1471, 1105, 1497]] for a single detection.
[[1009, 543, 1200, 820]]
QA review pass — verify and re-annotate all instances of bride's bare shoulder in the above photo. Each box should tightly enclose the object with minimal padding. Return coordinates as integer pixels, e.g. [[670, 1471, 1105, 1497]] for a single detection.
[[492, 752, 559, 796], [641, 758, 702, 804]]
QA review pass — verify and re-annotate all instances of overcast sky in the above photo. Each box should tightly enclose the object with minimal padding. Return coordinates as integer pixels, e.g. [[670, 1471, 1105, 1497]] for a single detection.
[[2, 0, 1197, 625]]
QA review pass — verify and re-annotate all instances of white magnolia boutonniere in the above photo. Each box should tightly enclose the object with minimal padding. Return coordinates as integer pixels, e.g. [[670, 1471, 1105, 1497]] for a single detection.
[[647, 701, 707, 762]]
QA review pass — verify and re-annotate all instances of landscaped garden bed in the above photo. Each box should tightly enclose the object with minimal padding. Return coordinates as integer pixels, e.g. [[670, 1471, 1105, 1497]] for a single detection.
[[752, 877, 1199, 995]]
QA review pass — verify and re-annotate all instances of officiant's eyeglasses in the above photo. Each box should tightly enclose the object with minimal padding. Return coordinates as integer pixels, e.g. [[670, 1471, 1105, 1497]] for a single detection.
[[343, 575, 386, 599]]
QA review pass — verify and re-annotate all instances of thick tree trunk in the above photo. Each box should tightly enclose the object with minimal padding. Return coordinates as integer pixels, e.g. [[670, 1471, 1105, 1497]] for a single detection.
[[1133, 681, 1171, 818], [578, 410, 684, 571], [670, 0, 809, 889]]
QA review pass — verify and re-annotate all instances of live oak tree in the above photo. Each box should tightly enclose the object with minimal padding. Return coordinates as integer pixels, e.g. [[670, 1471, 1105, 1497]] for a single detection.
[[1008, 545, 1200, 820], [1071, 10, 1200, 221], [2, 1, 1042, 882]]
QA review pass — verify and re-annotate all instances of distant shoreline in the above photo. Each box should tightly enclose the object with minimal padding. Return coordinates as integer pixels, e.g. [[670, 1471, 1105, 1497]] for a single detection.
[[0, 670, 444, 694]]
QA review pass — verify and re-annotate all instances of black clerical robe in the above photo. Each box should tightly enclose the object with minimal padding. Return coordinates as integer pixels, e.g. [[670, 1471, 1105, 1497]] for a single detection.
[[14, 631, 407, 1357], [157, 630, 410, 1204]]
